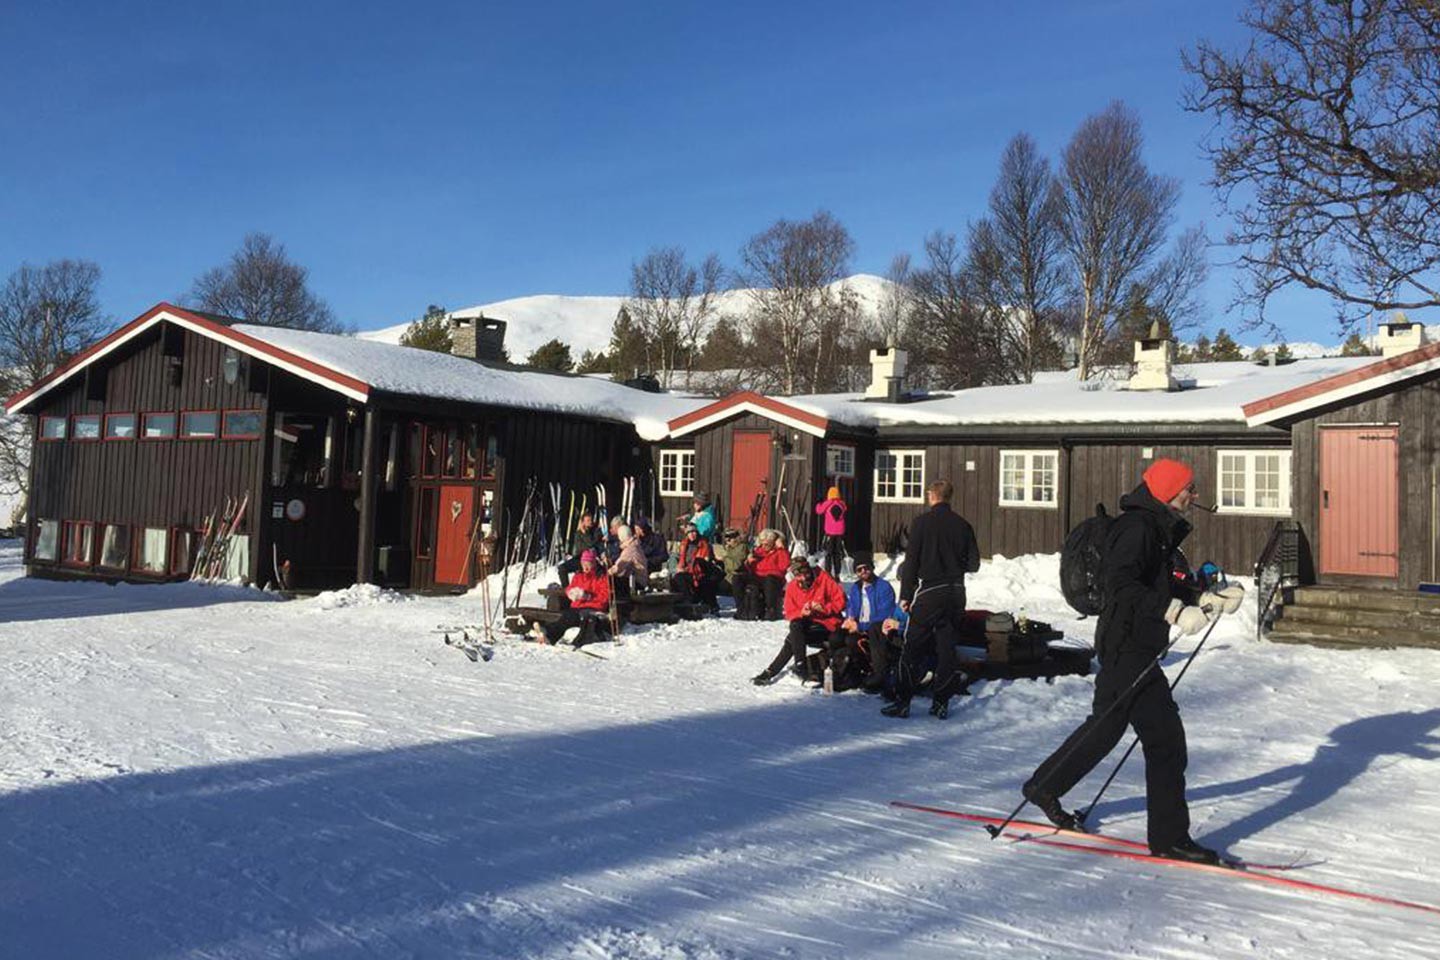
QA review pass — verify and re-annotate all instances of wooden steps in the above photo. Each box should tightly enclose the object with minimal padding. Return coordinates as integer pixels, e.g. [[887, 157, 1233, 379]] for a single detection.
[[1269, 585, 1440, 650]]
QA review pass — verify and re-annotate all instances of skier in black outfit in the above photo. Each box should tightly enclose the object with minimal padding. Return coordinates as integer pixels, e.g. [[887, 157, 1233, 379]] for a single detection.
[[882, 479, 981, 720], [1021, 457, 1221, 865]]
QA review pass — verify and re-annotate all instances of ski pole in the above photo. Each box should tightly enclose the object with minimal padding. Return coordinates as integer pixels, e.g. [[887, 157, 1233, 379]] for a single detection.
[[985, 626, 1190, 840], [1074, 612, 1223, 826]]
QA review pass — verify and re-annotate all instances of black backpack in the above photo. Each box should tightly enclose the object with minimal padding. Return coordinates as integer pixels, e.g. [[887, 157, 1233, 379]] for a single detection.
[[1060, 504, 1113, 617]]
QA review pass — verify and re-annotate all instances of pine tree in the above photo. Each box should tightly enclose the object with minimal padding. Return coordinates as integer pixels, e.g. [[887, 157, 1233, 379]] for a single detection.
[[1210, 328, 1245, 361], [1189, 334, 1212, 362], [1250, 344, 1269, 363], [1274, 342, 1294, 361], [608, 305, 649, 380], [399, 305, 453, 353], [1340, 332, 1375, 356], [526, 338, 574, 372], [575, 349, 612, 374]]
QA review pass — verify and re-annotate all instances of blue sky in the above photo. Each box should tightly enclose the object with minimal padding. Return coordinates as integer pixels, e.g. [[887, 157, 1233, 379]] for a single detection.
[[0, 1, 1348, 341]]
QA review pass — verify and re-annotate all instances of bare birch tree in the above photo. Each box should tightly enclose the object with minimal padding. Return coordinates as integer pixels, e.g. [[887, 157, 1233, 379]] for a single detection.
[[736, 211, 857, 394], [189, 233, 345, 333], [0, 260, 108, 516], [1185, 0, 1440, 329], [1057, 103, 1186, 379], [967, 133, 1068, 382], [625, 247, 724, 389], [908, 231, 1008, 389]]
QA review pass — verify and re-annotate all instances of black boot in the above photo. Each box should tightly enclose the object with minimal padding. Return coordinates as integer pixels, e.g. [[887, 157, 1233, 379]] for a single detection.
[[751, 670, 780, 686], [881, 699, 910, 718], [1152, 838, 1221, 865], [1022, 782, 1079, 830], [929, 696, 950, 720]]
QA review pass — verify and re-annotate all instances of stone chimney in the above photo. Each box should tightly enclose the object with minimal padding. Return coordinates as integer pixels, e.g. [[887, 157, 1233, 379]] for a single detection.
[[450, 314, 508, 362], [1129, 320, 1177, 391], [1378, 312, 1425, 358], [864, 345, 908, 401]]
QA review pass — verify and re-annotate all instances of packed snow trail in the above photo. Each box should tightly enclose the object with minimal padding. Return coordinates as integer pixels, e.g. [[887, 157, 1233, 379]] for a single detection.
[[0, 541, 1437, 959]]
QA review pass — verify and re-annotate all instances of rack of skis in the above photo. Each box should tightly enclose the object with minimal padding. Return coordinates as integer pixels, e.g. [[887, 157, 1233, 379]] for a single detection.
[[190, 492, 250, 581], [486, 475, 649, 619]]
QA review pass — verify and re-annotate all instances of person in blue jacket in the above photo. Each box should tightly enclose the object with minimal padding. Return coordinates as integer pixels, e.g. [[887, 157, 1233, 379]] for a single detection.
[[685, 494, 717, 540], [832, 554, 908, 693]]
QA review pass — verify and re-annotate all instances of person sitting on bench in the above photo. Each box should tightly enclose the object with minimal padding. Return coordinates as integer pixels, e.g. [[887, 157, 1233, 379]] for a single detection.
[[834, 554, 907, 694], [560, 511, 604, 582], [671, 522, 721, 614], [608, 525, 648, 597], [733, 529, 789, 621], [752, 556, 845, 685], [632, 518, 670, 574], [531, 550, 612, 646]]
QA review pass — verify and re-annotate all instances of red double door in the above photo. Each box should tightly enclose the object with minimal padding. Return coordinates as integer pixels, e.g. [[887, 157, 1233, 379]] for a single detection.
[[1319, 425, 1399, 579]]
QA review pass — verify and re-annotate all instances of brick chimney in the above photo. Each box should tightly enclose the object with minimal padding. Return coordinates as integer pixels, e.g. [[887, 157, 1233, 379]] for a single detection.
[[450, 314, 508, 362], [1129, 320, 1177, 391], [1378, 312, 1425, 358]]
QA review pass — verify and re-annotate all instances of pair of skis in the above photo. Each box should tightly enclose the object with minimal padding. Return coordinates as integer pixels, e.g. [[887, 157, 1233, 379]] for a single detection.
[[191, 492, 249, 581], [891, 801, 1440, 917]]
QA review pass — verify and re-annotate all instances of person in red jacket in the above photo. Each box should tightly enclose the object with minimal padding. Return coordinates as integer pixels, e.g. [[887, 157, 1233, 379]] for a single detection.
[[752, 557, 846, 685], [670, 522, 721, 614], [531, 550, 612, 646], [732, 529, 790, 621]]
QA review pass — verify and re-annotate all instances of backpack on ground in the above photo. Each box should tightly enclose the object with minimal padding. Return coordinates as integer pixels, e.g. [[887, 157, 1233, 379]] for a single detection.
[[1060, 503, 1113, 617]]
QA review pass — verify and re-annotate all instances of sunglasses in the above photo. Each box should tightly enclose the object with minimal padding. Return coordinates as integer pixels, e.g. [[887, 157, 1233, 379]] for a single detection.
[[856, 565, 873, 572]]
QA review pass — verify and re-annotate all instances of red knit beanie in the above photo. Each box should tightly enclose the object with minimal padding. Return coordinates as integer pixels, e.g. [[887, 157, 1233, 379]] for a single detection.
[[1143, 458, 1195, 504]]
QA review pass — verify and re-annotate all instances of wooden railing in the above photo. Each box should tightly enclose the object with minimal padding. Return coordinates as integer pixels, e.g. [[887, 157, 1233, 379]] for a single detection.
[[1253, 520, 1301, 640]]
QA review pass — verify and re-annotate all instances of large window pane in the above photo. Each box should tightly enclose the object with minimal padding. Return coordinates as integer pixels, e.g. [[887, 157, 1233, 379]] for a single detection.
[[34, 519, 59, 561], [143, 413, 177, 438], [137, 528, 168, 574], [99, 524, 130, 569], [106, 413, 137, 439]]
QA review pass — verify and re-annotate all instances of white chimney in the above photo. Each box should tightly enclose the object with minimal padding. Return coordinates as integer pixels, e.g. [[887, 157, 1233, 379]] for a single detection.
[[865, 346, 908, 401], [1129, 321, 1177, 391], [1379, 312, 1425, 358]]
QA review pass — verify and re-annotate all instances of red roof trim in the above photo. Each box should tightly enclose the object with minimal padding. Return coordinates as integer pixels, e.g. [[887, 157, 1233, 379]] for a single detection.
[[1242, 341, 1440, 419], [5, 302, 371, 412], [666, 390, 829, 434]]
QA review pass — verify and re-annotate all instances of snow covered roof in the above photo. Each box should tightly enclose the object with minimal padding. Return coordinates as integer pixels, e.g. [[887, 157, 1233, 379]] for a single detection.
[[4, 304, 699, 441], [1243, 340, 1440, 425], [763, 357, 1383, 431]]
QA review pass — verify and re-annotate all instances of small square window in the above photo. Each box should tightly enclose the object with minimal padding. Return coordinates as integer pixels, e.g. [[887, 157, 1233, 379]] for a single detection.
[[659, 450, 696, 497], [105, 413, 137, 439], [875, 450, 925, 503], [62, 521, 94, 567], [1214, 450, 1291, 516], [222, 410, 263, 439], [40, 416, 67, 440], [998, 450, 1059, 509], [33, 519, 60, 561], [73, 415, 101, 440], [180, 411, 219, 439], [826, 444, 855, 479], [143, 413, 177, 439]]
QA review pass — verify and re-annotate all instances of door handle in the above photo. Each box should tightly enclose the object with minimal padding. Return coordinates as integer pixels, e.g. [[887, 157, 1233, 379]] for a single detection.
[[1322, 490, 1329, 508]]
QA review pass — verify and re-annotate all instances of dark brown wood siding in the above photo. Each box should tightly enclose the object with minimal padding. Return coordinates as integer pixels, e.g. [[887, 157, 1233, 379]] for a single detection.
[[1287, 372, 1440, 589], [27, 324, 269, 582], [868, 437, 1291, 576]]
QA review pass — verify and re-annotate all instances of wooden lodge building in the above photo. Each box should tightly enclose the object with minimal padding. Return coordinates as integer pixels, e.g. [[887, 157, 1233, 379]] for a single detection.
[[8, 303, 1439, 644], [5, 302, 691, 592]]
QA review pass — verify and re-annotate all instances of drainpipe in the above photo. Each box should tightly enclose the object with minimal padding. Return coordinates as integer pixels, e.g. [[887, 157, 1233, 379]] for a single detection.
[[1061, 439, 1074, 536]]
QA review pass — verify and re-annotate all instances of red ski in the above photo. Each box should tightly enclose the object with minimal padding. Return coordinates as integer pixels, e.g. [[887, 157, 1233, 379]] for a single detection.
[[891, 801, 1440, 917], [891, 801, 1297, 870]]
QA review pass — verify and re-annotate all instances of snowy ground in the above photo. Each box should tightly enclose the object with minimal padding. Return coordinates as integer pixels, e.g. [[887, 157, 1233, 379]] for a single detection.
[[1, 540, 1437, 959]]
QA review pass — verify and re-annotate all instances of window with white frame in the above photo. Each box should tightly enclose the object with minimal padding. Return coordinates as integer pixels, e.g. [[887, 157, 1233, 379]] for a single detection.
[[826, 444, 855, 478], [1216, 449, 1291, 515], [659, 449, 695, 497], [875, 449, 925, 502], [999, 450, 1059, 508]]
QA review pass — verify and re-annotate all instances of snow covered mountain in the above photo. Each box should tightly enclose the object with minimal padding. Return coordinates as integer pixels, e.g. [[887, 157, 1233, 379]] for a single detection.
[[359, 274, 898, 360], [358, 275, 1435, 365]]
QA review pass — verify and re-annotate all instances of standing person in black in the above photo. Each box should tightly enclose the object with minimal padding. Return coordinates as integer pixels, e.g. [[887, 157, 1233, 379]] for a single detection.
[[882, 479, 980, 720], [1020, 458, 1222, 865]]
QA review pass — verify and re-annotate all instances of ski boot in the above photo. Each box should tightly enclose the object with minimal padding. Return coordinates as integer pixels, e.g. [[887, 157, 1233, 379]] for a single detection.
[[1022, 783, 1079, 831], [1151, 838, 1221, 865], [881, 699, 911, 719]]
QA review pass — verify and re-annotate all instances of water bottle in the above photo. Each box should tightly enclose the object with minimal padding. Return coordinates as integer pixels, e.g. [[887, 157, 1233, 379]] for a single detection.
[[822, 663, 834, 694]]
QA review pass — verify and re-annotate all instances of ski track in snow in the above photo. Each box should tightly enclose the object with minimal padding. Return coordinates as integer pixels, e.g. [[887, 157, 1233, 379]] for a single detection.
[[0, 540, 1437, 959]]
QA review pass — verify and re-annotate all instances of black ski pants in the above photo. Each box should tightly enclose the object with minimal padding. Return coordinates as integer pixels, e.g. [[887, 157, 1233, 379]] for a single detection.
[[540, 609, 612, 646], [671, 570, 720, 611], [893, 582, 967, 704], [842, 623, 901, 685], [733, 572, 785, 620], [760, 618, 832, 679], [1025, 653, 1190, 851]]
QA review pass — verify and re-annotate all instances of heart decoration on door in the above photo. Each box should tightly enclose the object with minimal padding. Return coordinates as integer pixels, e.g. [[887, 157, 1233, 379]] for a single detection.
[[450, 500, 463, 522]]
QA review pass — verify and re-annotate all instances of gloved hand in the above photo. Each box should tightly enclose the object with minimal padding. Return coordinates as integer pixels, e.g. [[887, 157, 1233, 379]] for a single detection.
[[1166, 598, 1210, 635], [566, 587, 586, 602], [1197, 592, 1225, 620], [1217, 583, 1245, 614]]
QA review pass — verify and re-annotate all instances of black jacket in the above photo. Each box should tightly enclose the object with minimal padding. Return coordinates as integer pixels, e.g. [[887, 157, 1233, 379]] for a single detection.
[[898, 502, 981, 603], [1095, 482, 1193, 663], [570, 524, 604, 558]]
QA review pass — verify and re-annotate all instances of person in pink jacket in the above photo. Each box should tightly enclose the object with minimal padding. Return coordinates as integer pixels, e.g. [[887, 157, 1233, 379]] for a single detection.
[[815, 486, 848, 575]]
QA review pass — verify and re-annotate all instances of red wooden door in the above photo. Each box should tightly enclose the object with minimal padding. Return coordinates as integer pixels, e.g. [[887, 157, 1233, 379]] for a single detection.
[[730, 431, 771, 531], [1319, 426, 1399, 578], [435, 485, 475, 585]]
